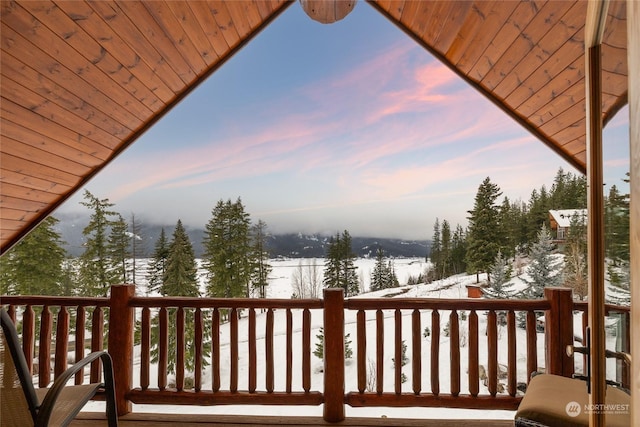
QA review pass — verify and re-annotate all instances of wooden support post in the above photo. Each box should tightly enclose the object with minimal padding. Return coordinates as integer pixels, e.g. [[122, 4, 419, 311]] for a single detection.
[[323, 288, 345, 422], [108, 284, 135, 416], [628, 0, 640, 423], [544, 287, 574, 377]]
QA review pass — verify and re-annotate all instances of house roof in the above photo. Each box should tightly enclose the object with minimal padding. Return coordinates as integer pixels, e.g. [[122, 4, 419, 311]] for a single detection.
[[0, 0, 629, 253], [549, 209, 587, 229]]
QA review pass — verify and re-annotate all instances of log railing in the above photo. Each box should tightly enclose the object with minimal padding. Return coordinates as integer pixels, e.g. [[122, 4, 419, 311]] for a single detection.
[[2, 286, 616, 422], [573, 300, 631, 389]]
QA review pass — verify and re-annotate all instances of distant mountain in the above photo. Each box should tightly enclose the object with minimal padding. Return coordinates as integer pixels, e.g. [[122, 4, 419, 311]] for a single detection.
[[54, 213, 429, 258]]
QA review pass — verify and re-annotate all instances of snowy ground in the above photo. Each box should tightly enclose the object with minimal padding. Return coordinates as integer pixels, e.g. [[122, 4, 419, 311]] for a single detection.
[[83, 257, 624, 420]]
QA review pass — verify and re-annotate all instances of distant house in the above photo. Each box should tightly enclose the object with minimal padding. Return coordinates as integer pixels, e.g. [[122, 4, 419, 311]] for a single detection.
[[548, 209, 587, 242]]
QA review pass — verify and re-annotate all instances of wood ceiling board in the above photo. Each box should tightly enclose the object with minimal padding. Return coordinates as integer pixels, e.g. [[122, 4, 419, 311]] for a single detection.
[[86, 1, 185, 93], [0, 77, 122, 152], [0, 195, 50, 214], [0, 99, 114, 159], [528, 84, 585, 129], [1, 137, 90, 177], [1, 182, 64, 205], [492, 1, 584, 101], [404, 1, 437, 41], [225, 1, 254, 39], [480, 0, 575, 92], [506, 49, 584, 113], [446, 1, 503, 67], [422, 1, 455, 47], [0, 152, 82, 187], [2, 4, 154, 123], [187, 1, 231, 59], [209, 2, 242, 51], [0, 54, 133, 140], [0, 208, 32, 222], [0, 23, 144, 131], [432, 1, 473, 54], [143, 1, 209, 74], [539, 101, 586, 138], [55, 0, 176, 104], [166, 1, 220, 65], [454, 1, 519, 74], [468, 0, 545, 82], [1, 121, 105, 168], [1, 170, 73, 195], [396, 0, 422, 28], [115, 1, 197, 84], [20, 1, 163, 114]]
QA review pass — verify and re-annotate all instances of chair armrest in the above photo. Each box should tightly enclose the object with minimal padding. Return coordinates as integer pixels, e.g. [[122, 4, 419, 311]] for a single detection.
[[36, 351, 116, 426]]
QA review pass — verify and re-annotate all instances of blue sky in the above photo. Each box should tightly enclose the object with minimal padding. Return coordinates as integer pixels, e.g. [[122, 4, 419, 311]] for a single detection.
[[56, 2, 630, 240]]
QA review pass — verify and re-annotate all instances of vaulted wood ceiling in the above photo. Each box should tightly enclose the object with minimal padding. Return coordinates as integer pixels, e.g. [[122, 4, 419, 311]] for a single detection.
[[0, 0, 629, 253]]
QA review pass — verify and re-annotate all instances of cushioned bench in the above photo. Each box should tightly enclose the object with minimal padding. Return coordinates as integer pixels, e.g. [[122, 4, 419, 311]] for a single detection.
[[514, 374, 630, 427]]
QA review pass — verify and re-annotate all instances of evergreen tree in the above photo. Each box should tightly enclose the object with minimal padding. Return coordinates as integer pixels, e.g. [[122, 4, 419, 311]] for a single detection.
[[450, 224, 467, 275], [313, 327, 353, 360], [440, 219, 452, 278], [78, 190, 120, 296], [465, 177, 503, 282], [107, 213, 129, 284], [525, 186, 550, 248], [482, 251, 515, 299], [250, 220, 272, 298], [146, 228, 170, 295], [370, 247, 399, 291], [563, 214, 588, 300], [130, 213, 145, 285], [163, 220, 199, 297], [150, 220, 208, 375], [520, 225, 561, 299], [605, 183, 630, 265], [323, 230, 359, 296], [202, 198, 252, 298], [0, 216, 68, 295], [429, 219, 441, 275]]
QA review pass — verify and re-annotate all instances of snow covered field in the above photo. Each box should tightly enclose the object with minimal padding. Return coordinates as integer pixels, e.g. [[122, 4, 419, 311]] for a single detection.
[[84, 257, 623, 420]]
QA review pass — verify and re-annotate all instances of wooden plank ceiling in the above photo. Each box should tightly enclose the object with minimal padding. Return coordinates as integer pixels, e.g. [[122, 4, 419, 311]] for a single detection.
[[0, 0, 629, 253]]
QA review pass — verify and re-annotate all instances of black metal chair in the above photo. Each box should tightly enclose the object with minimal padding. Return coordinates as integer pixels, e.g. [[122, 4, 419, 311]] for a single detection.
[[1, 308, 118, 427]]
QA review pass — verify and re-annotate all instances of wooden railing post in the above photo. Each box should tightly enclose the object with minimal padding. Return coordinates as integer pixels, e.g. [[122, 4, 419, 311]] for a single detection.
[[108, 284, 135, 416], [323, 288, 345, 422], [544, 287, 574, 377]]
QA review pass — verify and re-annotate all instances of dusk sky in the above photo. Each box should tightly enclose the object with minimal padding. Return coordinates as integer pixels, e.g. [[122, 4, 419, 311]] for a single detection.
[[55, 2, 630, 240]]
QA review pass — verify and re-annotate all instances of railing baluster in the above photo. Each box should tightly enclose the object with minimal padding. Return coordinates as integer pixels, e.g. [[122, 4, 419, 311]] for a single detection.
[[194, 308, 203, 392], [302, 308, 311, 392], [75, 306, 85, 384], [23, 305, 35, 375], [376, 309, 384, 395], [581, 309, 588, 376], [357, 309, 366, 393], [526, 310, 537, 382], [176, 307, 185, 391], [90, 307, 104, 383], [411, 309, 421, 395], [55, 306, 69, 379], [487, 310, 498, 396], [430, 309, 439, 396], [230, 308, 238, 393], [468, 310, 479, 397], [507, 310, 516, 396], [141, 307, 150, 390], [158, 307, 168, 390], [212, 308, 220, 392], [39, 306, 52, 387], [394, 309, 402, 395], [286, 308, 293, 393], [248, 308, 256, 393], [266, 308, 274, 393], [449, 310, 460, 397]]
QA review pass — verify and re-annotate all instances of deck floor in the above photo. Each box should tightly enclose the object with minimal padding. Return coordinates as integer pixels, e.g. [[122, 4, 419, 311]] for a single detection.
[[72, 413, 515, 427]]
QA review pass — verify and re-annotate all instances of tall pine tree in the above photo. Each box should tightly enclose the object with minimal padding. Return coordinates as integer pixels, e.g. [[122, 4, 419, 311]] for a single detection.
[[323, 230, 359, 296], [249, 219, 271, 299], [520, 224, 561, 299], [465, 177, 503, 282], [202, 198, 252, 298], [0, 216, 68, 295], [78, 190, 120, 296], [146, 228, 169, 295]]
